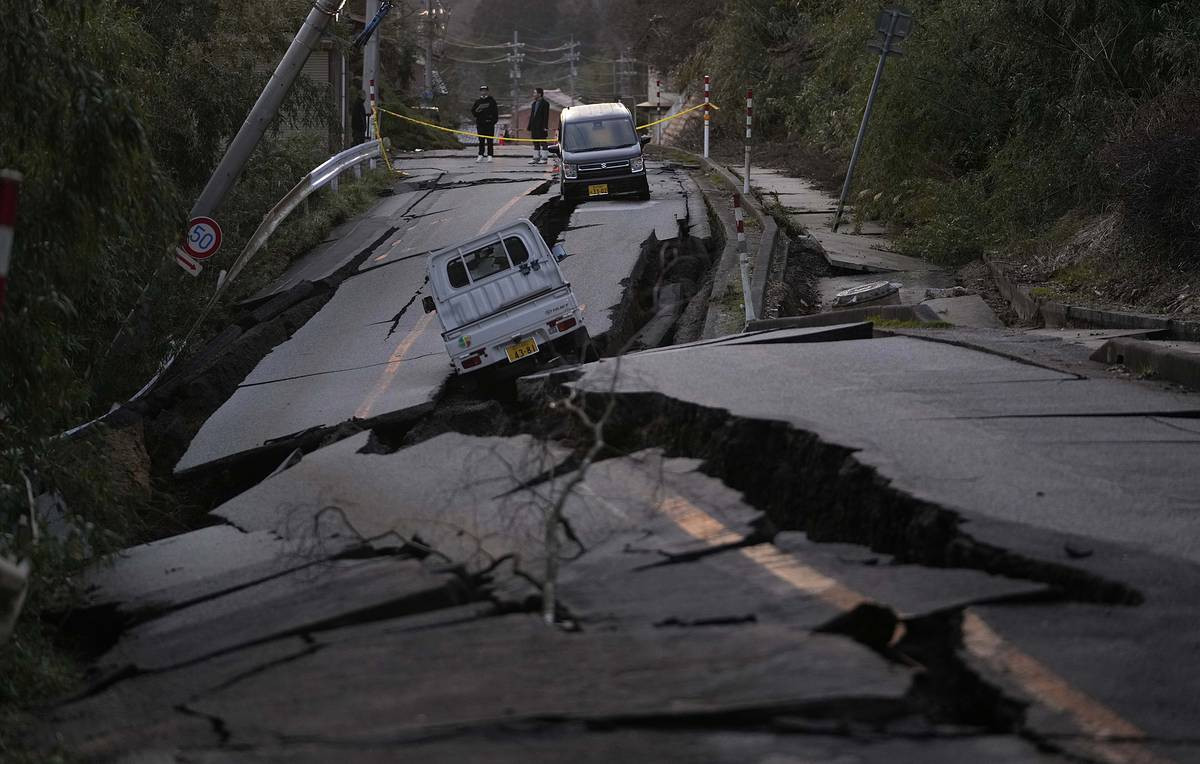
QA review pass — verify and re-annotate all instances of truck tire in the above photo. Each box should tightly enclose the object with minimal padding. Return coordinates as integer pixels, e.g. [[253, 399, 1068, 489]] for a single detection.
[[575, 327, 600, 363]]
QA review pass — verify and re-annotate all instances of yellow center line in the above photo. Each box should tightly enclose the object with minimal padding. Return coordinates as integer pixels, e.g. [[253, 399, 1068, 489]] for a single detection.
[[479, 189, 530, 235], [354, 186, 532, 418], [656, 493, 1172, 764], [354, 312, 435, 420]]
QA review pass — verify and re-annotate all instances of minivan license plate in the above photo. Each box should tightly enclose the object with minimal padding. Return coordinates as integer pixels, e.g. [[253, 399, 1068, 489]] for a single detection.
[[587, 183, 608, 197], [505, 338, 539, 362]]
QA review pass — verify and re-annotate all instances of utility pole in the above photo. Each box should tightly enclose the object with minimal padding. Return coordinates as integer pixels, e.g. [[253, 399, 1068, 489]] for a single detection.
[[567, 36, 578, 106], [422, 0, 435, 107], [832, 6, 913, 232], [508, 30, 523, 136], [189, 0, 342, 223], [617, 50, 627, 111]]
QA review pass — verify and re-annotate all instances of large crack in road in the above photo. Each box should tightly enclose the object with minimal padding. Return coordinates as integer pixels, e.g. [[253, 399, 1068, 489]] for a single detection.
[[36, 157, 1200, 763]]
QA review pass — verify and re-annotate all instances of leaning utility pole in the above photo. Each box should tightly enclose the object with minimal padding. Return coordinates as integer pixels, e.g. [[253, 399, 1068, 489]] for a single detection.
[[189, 0, 342, 223], [832, 6, 913, 232]]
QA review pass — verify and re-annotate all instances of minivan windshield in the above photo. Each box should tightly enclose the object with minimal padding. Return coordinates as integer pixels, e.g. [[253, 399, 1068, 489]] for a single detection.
[[562, 117, 638, 153]]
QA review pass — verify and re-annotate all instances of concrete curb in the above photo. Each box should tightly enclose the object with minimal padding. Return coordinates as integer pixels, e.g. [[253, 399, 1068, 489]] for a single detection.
[[697, 176, 747, 340], [1090, 337, 1200, 389], [700, 158, 781, 322], [985, 256, 1200, 340], [746, 303, 941, 332]]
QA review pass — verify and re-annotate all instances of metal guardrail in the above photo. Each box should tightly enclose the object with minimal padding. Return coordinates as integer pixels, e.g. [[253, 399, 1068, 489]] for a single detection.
[[221, 139, 383, 291], [58, 139, 389, 442]]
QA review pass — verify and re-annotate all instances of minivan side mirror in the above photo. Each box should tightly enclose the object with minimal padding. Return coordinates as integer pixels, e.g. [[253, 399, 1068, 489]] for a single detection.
[[422, 295, 436, 313], [639, 134, 652, 146], [551, 244, 568, 262], [547, 143, 561, 156]]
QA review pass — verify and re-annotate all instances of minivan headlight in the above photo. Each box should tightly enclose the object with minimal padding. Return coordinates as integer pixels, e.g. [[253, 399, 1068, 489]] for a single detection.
[[630, 156, 645, 173], [563, 163, 578, 179]]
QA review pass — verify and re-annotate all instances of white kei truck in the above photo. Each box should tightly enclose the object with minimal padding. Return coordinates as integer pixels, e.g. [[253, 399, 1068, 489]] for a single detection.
[[422, 219, 591, 375]]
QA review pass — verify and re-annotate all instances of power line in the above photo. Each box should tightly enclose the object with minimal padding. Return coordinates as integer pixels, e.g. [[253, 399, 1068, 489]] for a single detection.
[[442, 53, 510, 64], [442, 36, 509, 50]]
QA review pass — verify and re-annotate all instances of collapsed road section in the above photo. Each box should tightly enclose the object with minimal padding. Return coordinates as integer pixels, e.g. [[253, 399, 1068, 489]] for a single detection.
[[41, 317, 1200, 763], [136, 158, 715, 505]]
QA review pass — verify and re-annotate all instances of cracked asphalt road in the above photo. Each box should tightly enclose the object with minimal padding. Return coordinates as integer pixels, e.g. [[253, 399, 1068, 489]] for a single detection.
[[42, 147, 1200, 763], [175, 147, 700, 472]]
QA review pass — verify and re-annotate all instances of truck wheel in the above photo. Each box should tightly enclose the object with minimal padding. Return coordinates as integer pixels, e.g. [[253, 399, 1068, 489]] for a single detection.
[[575, 327, 600, 363]]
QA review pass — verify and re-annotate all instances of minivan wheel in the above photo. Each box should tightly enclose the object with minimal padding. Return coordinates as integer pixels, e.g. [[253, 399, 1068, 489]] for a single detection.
[[635, 177, 651, 201]]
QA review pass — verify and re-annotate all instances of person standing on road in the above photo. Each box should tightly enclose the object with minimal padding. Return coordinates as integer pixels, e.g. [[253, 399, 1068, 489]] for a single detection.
[[472, 84, 499, 162], [527, 87, 550, 164]]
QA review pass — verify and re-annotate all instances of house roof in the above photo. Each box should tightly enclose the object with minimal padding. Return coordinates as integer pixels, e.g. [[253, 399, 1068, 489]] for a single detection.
[[543, 89, 575, 109]]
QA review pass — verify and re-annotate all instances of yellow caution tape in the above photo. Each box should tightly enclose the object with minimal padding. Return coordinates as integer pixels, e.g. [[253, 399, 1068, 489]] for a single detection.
[[376, 100, 721, 144], [378, 106, 553, 142], [371, 107, 407, 176], [638, 101, 720, 130]]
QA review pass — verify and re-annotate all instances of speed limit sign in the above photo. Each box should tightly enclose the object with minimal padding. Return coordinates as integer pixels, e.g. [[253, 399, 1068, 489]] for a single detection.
[[183, 216, 223, 260]]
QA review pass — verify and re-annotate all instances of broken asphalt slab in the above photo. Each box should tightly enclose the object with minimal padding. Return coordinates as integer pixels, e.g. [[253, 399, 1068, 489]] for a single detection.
[[212, 432, 573, 574], [50, 614, 916, 759], [81, 524, 353, 617], [187, 614, 913, 746], [559, 528, 1043, 632], [566, 336, 1200, 566], [171, 731, 1065, 763], [554, 333, 1200, 756], [95, 555, 471, 673]]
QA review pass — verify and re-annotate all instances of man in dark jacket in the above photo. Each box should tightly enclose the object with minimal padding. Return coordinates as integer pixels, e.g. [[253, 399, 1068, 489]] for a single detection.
[[472, 85, 499, 162], [527, 87, 550, 164]]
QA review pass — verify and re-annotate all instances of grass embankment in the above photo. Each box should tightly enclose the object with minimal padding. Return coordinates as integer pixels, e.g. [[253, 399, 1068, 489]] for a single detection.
[[0, 3, 457, 755], [649, 0, 1200, 318], [378, 104, 464, 152]]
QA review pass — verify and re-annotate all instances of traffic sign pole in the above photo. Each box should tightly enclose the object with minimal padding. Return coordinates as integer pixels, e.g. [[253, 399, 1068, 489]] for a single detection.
[[183, 216, 223, 260]]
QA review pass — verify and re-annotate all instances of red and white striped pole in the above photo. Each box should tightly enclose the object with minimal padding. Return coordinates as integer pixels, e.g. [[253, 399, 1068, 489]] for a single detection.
[[733, 193, 755, 322], [0, 170, 20, 319], [743, 89, 753, 195], [703, 75, 711, 158]]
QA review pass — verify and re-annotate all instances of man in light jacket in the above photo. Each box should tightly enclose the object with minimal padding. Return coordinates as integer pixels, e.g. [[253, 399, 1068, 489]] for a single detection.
[[472, 85, 499, 162], [527, 88, 550, 164]]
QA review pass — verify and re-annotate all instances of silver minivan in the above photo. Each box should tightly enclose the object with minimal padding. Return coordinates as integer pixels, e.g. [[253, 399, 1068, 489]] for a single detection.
[[550, 103, 651, 202]]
